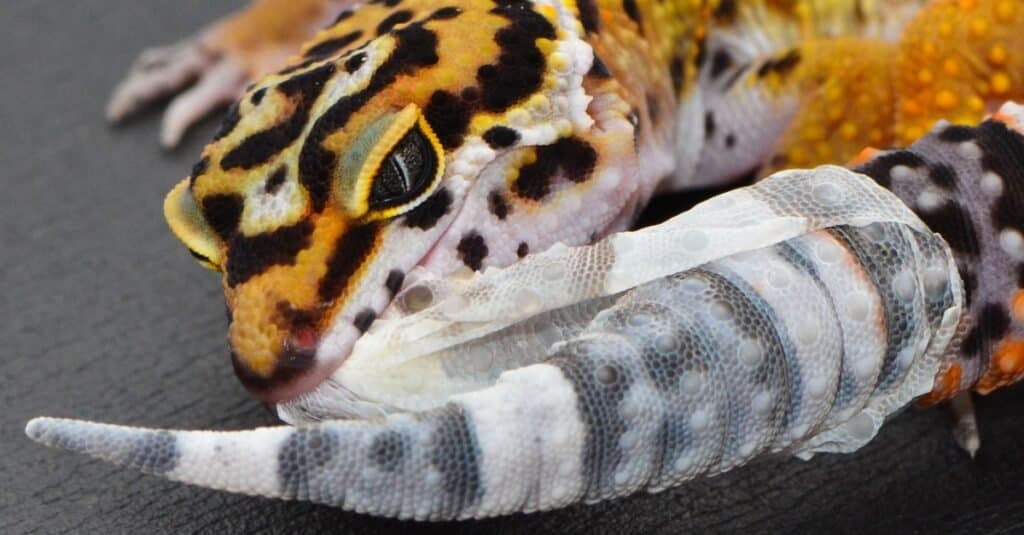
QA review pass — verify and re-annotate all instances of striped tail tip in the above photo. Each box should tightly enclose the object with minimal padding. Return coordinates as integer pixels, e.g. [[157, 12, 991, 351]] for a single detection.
[[26, 417, 181, 474]]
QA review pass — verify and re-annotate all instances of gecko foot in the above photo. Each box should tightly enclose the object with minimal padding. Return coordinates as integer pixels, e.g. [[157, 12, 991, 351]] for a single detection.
[[106, 37, 248, 148]]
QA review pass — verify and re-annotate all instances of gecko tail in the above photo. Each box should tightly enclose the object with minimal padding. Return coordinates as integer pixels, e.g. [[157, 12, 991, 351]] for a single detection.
[[24, 362, 592, 520], [26, 417, 298, 500]]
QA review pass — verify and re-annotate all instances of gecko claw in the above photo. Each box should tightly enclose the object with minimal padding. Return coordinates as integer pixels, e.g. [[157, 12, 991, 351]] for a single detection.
[[948, 391, 981, 458]]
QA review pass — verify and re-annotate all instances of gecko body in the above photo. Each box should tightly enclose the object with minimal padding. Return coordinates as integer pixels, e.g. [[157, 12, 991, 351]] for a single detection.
[[26, 0, 1024, 519]]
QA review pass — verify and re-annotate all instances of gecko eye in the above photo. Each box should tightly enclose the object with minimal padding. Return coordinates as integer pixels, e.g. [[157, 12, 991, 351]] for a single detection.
[[340, 103, 444, 219], [368, 126, 437, 210]]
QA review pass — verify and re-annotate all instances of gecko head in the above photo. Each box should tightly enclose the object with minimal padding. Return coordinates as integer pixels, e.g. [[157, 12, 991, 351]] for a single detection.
[[162, 0, 636, 405]]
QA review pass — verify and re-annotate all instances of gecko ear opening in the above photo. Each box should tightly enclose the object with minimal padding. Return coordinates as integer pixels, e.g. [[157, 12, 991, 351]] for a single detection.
[[164, 178, 224, 271]]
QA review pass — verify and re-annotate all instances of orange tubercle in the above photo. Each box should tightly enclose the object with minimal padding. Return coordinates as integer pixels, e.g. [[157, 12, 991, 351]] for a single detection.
[[848, 147, 880, 167], [918, 363, 963, 407], [974, 338, 1024, 394]]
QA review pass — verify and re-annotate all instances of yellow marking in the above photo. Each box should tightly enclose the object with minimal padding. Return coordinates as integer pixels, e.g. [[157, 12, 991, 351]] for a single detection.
[[164, 178, 224, 270]]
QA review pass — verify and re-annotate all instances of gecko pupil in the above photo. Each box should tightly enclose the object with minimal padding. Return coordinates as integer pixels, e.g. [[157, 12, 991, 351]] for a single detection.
[[368, 126, 436, 210]]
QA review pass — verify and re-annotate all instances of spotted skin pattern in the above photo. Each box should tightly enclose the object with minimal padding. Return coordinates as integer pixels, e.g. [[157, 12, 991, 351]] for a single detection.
[[23, 0, 1024, 521]]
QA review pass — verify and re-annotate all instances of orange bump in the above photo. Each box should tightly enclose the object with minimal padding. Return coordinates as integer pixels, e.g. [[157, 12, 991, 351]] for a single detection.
[[918, 363, 963, 406], [935, 90, 958, 110], [1015, 291, 1024, 322], [969, 18, 989, 39], [849, 147, 880, 166], [991, 72, 1012, 95], [995, 0, 1015, 22], [974, 338, 1024, 394], [943, 58, 960, 76], [987, 44, 1008, 66]]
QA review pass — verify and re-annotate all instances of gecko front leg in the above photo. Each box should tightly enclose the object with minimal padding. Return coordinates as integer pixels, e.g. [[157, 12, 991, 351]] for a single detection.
[[107, 0, 352, 147]]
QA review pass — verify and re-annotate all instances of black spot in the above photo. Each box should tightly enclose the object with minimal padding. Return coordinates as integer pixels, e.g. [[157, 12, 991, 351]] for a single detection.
[[928, 163, 958, 190], [514, 137, 598, 200], [488, 190, 510, 219], [226, 221, 315, 286], [704, 111, 716, 139], [756, 49, 801, 78], [938, 125, 976, 142], [190, 156, 210, 184], [383, 0, 402, 6], [369, 430, 408, 472], [318, 224, 379, 301], [277, 429, 339, 499], [222, 63, 336, 171], [250, 87, 267, 106], [353, 308, 377, 333], [429, 6, 462, 19], [124, 431, 179, 474], [709, 49, 733, 79], [201, 194, 244, 240], [457, 231, 489, 270], [403, 187, 452, 230], [300, 24, 439, 211], [304, 31, 363, 59], [980, 303, 1011, 340], [589, 54, 612, 79], [344, 52, 367, 73], [669, 56, 684, 93], [853, 150, 926, 190], [385, 269, 405, 296], [477, 3, 556, 111], [334, 9, 355, 23], [517, 242, 529, 257], [429, 404, 483, 516], [212, 101, 242, 141], [577, 0, 601, 33], [424, 90, 472, 149], [460, 86, 480, 102], [960, 324, 984, 356], [482, 125, 520, 148], [725, 133, 736, 148], [623, 0, 642, 27], [916, 202, 980, 256], [377, 10, 414, 35], [1018, 264, 1024, 288], [264, 165, 288, 194], [713, 0, 737, 21], [976, 120, 1024, 232]]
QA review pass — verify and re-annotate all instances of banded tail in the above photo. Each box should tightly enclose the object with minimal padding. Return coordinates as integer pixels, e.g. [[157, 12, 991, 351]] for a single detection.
[[27, 163, 967, 520]]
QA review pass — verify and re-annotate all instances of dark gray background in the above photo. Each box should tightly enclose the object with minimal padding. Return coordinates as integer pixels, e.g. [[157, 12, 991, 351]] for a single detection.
[[4, 2, 1024, 534]]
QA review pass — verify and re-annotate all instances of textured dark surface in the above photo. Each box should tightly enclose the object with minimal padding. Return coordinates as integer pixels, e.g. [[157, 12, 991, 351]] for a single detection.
[[3, 2, 1024, 534]]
